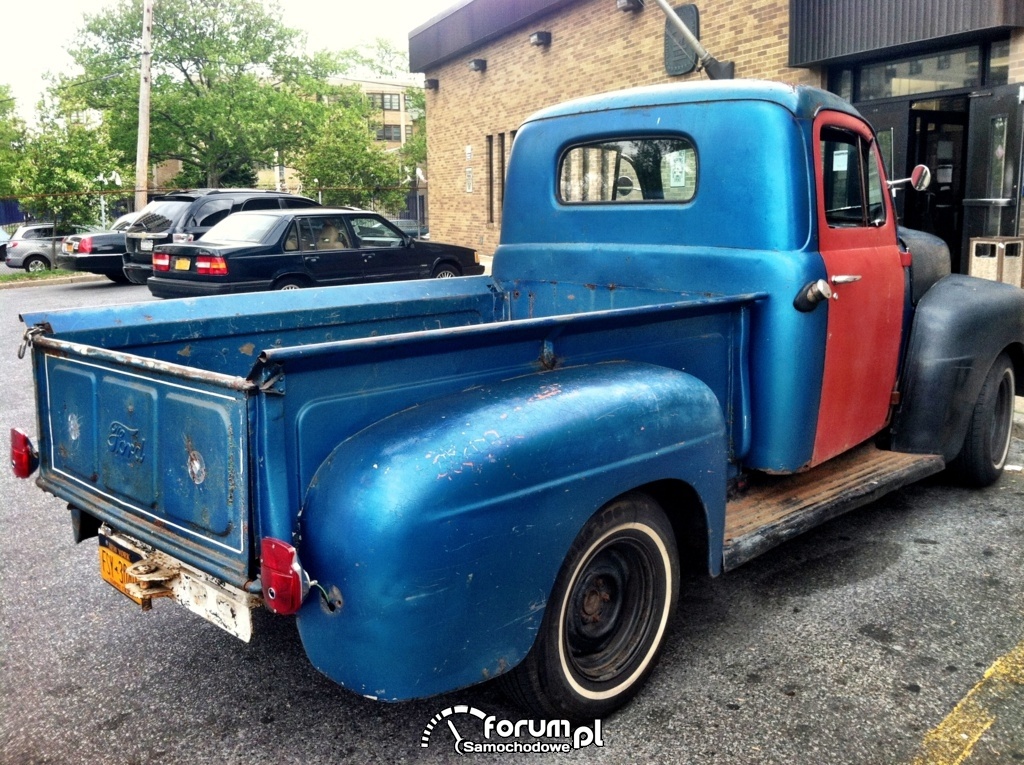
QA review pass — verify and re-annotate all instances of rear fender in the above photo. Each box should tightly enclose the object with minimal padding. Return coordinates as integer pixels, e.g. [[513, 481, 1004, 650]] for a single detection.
[[892, 275, 1024, 460], [296, 361, 726, 700]]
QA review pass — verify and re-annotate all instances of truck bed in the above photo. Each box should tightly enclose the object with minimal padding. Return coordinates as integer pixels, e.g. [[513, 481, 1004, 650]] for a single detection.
[[24, 277, 763, 586]]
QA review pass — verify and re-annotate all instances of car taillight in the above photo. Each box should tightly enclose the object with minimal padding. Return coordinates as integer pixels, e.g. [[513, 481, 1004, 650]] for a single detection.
[[9, 241, 17, 248], [172, 233, 194, 243], [78, 237, 93, 254], [195, 255, 228, 275], [11, 428, 39, 479], [152, 252, 170, 271], [261, 538, 309, 615]]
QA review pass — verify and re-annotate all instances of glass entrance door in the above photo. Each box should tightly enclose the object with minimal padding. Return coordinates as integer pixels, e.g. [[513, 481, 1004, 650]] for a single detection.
[[905, 101, 968, 272], [962, 83, 1024, 273]]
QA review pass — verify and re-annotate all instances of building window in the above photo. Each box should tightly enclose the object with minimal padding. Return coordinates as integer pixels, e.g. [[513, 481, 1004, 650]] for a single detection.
[[486, 134, 495, 224], [498, 132, 507, 221], [559, 137, 697, 204], [369, 93, 402, 110], [988, 40, 1010, 86], [376, 125, 403, 142], [831, 39, 1007, 103]]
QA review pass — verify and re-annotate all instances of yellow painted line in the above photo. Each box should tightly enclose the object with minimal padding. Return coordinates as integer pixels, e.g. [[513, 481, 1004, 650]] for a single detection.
[[910, 640, 1024, 765]]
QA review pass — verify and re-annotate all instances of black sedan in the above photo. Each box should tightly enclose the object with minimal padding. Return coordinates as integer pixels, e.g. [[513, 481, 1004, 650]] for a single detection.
[[57, 212, 139, 283], [147, 209, 482, 298]]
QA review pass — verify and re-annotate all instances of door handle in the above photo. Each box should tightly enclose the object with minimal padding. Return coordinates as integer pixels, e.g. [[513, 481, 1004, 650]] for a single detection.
[[831, 274, 862, 284]]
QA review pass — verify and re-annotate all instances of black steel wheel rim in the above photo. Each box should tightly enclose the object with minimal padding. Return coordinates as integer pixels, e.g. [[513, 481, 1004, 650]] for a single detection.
[[565, 537, 658, 684]]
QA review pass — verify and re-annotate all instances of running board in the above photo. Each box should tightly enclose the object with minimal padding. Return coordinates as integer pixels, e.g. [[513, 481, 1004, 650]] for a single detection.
[[723, 444, 945, 571]]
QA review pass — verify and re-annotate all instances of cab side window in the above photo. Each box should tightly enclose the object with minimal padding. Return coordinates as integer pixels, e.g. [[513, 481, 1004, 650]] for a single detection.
[[820, 126, 887, 228]]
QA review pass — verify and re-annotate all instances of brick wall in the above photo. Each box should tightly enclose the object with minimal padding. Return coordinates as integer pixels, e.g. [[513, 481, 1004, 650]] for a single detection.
[[423, 0, 817, 257]]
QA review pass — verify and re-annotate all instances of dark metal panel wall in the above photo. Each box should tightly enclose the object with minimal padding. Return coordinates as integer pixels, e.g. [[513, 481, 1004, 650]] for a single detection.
[[410, 0, 576, 72], [790, 0, 1024, 66]]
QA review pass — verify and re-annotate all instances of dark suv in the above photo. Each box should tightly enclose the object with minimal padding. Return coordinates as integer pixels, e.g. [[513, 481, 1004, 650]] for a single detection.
[[123, 189, 319, 284]]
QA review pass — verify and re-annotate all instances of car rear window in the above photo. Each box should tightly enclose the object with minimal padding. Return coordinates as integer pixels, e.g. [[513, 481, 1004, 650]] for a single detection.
[[129, 200, 192, 234], [201, 213, 279, 244]]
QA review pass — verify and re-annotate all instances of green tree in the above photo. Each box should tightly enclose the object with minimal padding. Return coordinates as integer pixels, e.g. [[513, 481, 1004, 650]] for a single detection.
[[0, 85, 27, 199], [400, 87, 427, 170], [291, 84, 405, 209], [18, 99, 130, 226], [65, 0, 346, 188]]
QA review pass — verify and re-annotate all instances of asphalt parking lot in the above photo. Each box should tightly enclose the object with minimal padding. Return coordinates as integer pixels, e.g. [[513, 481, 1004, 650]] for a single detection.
[[0, 278, 1021, 765]]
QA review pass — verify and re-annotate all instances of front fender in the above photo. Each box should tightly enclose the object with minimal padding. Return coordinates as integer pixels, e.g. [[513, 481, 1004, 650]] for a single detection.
[[892, 275, 1024, 460], [295, 361, 726, 700]]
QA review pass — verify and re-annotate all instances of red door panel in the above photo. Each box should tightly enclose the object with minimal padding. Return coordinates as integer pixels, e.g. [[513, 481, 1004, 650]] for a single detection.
[[811, 111, 906, 466]]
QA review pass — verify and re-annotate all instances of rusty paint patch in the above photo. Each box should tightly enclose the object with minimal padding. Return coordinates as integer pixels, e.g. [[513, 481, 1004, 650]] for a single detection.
[[177, 345, 192, 358]]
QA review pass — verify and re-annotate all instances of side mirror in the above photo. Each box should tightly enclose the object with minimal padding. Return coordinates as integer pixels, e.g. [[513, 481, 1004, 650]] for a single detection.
[[910, 164, 931, 191], [888, 164, 932, 192]]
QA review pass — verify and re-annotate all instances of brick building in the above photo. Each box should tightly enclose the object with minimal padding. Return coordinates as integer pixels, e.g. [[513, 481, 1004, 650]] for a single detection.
[[410, 0, 1024, 271]]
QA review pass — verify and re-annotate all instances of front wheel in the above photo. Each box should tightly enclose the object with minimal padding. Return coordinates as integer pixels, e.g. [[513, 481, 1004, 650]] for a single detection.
[[501, 492, 679, 720], [951, 352, 1016, 487], [24, 256, 50, 272]]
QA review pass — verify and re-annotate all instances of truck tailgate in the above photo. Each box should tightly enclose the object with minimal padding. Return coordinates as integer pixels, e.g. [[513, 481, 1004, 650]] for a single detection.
[[33, 338, 253, 585]]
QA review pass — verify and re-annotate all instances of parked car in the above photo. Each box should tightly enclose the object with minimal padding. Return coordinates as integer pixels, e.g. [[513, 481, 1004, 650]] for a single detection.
[[123, 189, 320, 284], [388, 218, 429, 239], [147, 208, 482, 298], [4, 223, 96, 272], [57, 213, 140, 283]]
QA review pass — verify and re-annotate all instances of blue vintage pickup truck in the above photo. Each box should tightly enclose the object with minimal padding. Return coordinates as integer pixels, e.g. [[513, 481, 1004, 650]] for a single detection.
[[12, 81, 1024, 719]]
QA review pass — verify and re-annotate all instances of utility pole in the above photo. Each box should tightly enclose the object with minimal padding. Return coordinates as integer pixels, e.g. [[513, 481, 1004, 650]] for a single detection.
[[134, 0, 154, 211]]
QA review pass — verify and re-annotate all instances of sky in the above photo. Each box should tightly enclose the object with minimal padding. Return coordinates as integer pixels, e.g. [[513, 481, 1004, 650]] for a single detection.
[[3, 0, 460, 123]]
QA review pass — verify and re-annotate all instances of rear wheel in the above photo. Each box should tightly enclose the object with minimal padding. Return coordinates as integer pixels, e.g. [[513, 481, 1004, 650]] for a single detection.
[[24, 256, 50, 272], [274, 277, 306, 291], [501, 492, 679, 720], [951, 352, 1016, 487]]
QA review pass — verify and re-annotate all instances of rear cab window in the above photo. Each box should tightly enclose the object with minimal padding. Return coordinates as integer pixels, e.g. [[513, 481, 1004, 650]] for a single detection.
[[559, 137, 698, 203]]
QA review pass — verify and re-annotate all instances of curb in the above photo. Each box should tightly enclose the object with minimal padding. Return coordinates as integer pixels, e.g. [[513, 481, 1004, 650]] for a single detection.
[[0, 274, 108, 290], [1015, 399, 1024, 441]]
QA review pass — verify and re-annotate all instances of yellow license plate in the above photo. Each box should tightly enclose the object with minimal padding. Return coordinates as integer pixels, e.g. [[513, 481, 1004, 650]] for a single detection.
[[99, 536, 143, 605], [174, 257, 191, 271], [63, 242, 74, 253]]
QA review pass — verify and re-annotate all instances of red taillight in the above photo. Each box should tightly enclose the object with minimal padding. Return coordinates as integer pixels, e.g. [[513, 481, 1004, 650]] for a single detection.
[[196, 255, 228, 275], [9, 241, 17, 248], [261, 537, 309, 615], [11, 428, 39, 479], [78, 236, 93, 254], [152, 252, 170, 272]]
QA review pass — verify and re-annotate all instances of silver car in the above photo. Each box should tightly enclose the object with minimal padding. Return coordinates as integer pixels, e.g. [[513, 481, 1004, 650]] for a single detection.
[[4, 223, 94, 272]]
